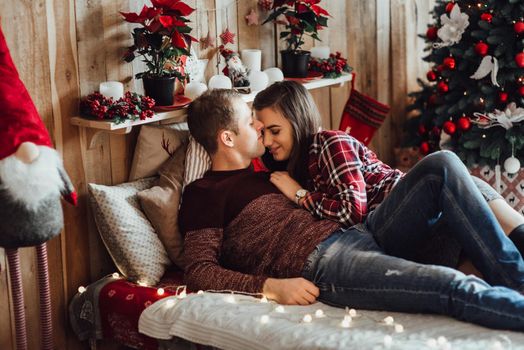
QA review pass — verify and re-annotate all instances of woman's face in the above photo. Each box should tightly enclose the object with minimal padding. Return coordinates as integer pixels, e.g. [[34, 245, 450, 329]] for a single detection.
[[256, 107, 294, 161]]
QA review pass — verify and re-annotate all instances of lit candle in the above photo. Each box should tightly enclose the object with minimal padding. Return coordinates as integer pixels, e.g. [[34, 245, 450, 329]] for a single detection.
[[241, 49, 262, 72], [311, 46, 330, 59], [99, 81, 124, 100]]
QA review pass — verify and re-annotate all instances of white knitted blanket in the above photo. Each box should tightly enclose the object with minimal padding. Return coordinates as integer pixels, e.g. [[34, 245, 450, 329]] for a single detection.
[[139, 293, 524, 350]]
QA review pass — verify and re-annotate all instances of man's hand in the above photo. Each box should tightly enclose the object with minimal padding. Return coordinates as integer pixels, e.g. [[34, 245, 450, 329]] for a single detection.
[[269, 171, 302, 204], [262, 277, 319, 305]]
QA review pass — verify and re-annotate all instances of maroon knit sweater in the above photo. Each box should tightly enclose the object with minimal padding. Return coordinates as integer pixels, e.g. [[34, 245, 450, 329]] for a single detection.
[[179, 166, 341, 294]]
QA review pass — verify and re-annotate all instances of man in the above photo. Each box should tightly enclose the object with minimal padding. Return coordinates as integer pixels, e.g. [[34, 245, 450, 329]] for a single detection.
[[179, 89, 524, 330]]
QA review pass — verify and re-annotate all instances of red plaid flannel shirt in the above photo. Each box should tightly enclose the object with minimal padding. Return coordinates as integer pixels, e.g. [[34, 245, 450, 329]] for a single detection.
[[302, 130, 404, 227]]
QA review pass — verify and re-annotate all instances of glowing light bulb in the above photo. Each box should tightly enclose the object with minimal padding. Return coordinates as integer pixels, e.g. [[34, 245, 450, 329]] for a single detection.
[[112, 272, 119, 278], [383, 316, 394, 325], [437, 336, 448, 345], [303, 314, 313, 323], [78, 286, 86, 294], [157, 288, 165, 296], [275, 305, 285, 313], [394, 324, 404, 333], [315, 309, 325, 318], [225, 295, 236, 303], [137, 281, 147, 287], [197, 290, 204, 295], [427, 338, 438, 348], [341, 315, 352, 328], [349, 308, 357, 317], [260, 315, 269, 324], [179, 287, 187, 298], [482, 134, 487, 138]]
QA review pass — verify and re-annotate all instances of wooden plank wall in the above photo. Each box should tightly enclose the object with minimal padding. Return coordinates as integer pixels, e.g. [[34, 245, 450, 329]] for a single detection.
[[0, 0, 434, 348]]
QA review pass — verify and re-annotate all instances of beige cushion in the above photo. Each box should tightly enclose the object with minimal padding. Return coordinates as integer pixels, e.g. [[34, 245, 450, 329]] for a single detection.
[[182, 135, 211, 188], [129, 124, 189, 181], [88, 177, 170, 285], [138, 142, 188, 269]]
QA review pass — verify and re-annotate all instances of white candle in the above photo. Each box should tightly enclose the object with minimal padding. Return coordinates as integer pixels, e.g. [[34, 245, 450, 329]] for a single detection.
[[241, 49, 262, 72], [311, 46, 330, 59], [99, 81, 124, 100]]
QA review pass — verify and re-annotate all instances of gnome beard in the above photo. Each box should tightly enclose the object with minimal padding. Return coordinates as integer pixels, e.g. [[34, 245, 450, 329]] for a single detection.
[[0, 144, 71, 248]]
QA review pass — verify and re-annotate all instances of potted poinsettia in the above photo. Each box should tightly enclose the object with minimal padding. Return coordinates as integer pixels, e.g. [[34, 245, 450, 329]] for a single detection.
[[263, 0, 329, 77], [121, 0, 196, 105]]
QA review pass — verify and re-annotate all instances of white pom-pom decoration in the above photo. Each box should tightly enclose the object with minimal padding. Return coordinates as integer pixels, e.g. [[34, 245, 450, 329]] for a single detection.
[[504, 156, 520, 174], [208, 75, 232, 89], [184, 82, 208, 100], [263, 67, 284, 86]]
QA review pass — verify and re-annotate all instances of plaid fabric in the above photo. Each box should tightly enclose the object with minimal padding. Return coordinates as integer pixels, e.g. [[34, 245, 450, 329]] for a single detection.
[[338, 86, 390, 146], [303, 130, 404, 227]]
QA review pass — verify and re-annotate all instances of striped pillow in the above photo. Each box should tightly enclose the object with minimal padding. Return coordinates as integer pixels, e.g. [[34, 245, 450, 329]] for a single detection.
[[182, 135, 211, 189]]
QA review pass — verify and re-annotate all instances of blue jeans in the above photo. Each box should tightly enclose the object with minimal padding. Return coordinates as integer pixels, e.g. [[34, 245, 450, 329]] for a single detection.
[[303, 151, 524, 330]]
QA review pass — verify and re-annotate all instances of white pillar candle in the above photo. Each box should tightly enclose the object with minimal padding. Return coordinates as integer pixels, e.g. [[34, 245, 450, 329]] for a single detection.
[[241, 49, 262, 72], [311, 46, 330, 59], [99, 81, 124, 100]]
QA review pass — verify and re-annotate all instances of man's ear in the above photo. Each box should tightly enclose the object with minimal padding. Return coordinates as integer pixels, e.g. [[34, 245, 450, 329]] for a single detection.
[[219, 130, 235, 148]]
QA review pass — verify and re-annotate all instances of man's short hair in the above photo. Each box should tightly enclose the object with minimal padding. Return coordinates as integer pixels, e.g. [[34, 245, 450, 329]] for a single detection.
[[187, 89, 241, 155]]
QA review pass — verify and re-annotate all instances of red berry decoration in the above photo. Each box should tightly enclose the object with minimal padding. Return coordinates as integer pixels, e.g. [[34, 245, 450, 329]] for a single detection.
[[519, 86, 524, 96], [514, 21, 524, 34], [457, 116, 471, 131], [475, 42, 489, 56], [437, 81, 449, 93], [499, 91, 508, 103], [426, 26, 438, 41], [480, 13, 493, 23], [516, 52, 524, 68], [443, 120, 456, 135], [445, 2, 455, 13], [427, 70, 437, 81], [420, 142, 430, 155], [443, 57, 456, 70]]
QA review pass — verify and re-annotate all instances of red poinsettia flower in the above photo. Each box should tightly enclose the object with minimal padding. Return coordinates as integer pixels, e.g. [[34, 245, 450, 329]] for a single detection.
[[311, 4, 329, 16], [159, 15, 186, 29], [151, 0, 195, 16], [120, 5, 161, 24], [171, 31, 187, 49]]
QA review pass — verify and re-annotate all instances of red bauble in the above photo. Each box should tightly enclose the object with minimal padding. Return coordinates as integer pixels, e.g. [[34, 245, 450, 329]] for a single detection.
[[427, 70, 437, 81], [457, 116, 471, 131], [514, 21, 524, 34], [516, 52, 524, 68], [420, 142, 430, 155], [475, 42, 489, 56], [445, 2, 455, 13], [480, 13, 493, 23], [519, 86, 524, 96], [437, 81, 449, 93], [499, 91, 508, 103], [443, 120, 456, 135], [426, 27, 438, 41], [443, 57, 456, 70], [418, 124, 427, 135]]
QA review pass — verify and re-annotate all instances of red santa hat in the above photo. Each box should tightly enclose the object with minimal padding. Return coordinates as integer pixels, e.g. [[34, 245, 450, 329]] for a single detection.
[[0, 27, 53, 161]]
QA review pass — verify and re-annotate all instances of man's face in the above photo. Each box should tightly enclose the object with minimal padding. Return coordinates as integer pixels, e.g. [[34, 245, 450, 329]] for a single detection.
[[231, 98, 265, 159]]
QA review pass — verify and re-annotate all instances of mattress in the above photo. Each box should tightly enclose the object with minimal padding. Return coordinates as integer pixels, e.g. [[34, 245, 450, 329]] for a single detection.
[[139, 292, 524, 350]]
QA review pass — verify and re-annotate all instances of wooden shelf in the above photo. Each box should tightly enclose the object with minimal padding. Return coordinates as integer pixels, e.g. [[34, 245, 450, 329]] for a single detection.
[[71, 73, 352, 134]]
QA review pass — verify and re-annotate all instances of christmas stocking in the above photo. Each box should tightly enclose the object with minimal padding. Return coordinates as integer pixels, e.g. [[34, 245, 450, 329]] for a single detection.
[[338, 73, 390, 145]]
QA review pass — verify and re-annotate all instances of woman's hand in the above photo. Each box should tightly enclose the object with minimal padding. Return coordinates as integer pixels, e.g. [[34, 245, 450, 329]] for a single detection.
[[262, 277, 319, 305], [270, 171, 302, 203]]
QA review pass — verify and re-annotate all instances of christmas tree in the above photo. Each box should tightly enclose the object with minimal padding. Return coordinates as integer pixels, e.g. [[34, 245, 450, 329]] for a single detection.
[[405, 0, 524, 173]]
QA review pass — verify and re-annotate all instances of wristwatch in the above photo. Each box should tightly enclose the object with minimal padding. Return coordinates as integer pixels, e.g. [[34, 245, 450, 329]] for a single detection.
[[295, 188, 309, 205]]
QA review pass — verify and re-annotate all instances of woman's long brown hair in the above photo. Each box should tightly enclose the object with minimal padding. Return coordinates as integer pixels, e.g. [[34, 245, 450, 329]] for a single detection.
[[253, 81, 322, 187]]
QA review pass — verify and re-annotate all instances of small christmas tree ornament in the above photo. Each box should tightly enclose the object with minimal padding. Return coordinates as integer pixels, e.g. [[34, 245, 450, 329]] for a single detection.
[[245, 8, 259, 26], [420, 141, 430, 155], [443, 56, 456, 69], [515, 52, 524, 68], [435, 4, 469, 48], [519, 85, 524, 96], [474, 41, 489, 56], [514, 21, 524, 34], [437, 81, 449, 93], [426, 26, 438, 41], [480, 13, 492, 23], [457, 116, 471, 131], [445, 2, 455, 13], [417, 124, 427, 135], [427, 70, 437, 81], [504, 142, 521, 174], [443, 120, 456, 134], [499, 91, 508, 103], [220, 28, 236, 45], [470, 55, 499, 87]]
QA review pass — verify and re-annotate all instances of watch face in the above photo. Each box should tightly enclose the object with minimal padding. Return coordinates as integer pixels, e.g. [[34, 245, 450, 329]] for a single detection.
[[296, 189, 308, 198]]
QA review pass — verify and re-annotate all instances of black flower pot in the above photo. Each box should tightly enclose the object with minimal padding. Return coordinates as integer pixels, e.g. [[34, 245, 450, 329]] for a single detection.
[[142, 76, 176, 106], [280, 50, 311, 78]]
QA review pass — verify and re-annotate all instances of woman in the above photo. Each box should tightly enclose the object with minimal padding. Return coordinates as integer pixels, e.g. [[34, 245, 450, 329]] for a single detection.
[[253, 80, 524, 277]]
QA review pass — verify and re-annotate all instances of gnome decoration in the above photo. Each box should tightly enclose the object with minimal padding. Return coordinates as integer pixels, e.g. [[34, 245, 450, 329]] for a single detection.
[[219, 45, 250, 88], [0, 27, 76, 350]]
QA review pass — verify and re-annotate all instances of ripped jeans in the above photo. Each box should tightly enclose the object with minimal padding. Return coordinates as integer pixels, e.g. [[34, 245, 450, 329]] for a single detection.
[[302, 151, 524, 330]]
